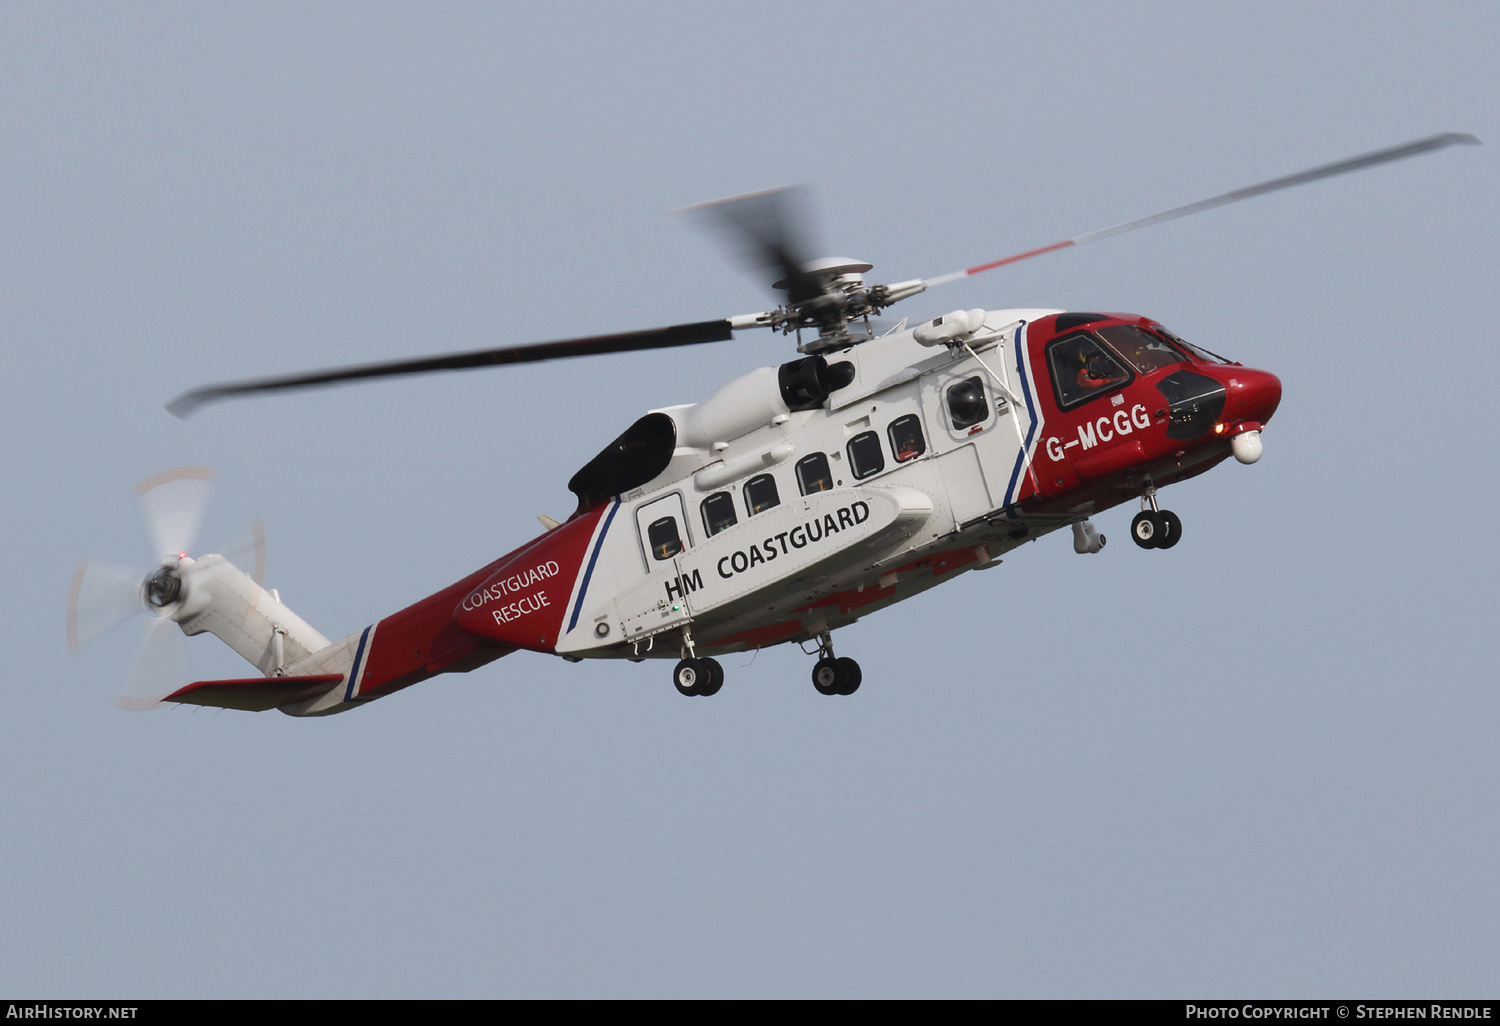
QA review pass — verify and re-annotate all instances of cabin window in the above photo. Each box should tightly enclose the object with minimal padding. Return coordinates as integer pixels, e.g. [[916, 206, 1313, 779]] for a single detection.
[[744, 474, 780, 515], [1048, 333, 1132, 409], [646, 516, 683, 560], [947, 377, 990, 429], [847, 431, 885, 480], [701, 492, 737, 537], [796, 453, 834, 494], [888, 414, 926, 462], [1096, 324, 1188, 375]]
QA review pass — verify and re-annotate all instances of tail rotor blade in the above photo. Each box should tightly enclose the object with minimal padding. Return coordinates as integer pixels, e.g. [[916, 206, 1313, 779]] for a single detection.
[[220, 518, 268, 587], [251, 517, 266, 587], [135, 466, 215, 561], [66, 558, 145, 652], [117, 615, 190, 711]]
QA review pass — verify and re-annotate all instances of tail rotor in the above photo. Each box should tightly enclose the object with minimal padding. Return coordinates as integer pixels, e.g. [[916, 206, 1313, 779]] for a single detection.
[[67, 467, 267, 708]]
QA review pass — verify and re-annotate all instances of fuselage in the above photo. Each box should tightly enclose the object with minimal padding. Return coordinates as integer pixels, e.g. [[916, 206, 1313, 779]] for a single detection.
[[279, 308, 1277, 714]]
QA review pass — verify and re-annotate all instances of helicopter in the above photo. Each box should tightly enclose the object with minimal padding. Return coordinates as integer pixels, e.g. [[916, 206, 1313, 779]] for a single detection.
[[67, 132, 1478, 714]]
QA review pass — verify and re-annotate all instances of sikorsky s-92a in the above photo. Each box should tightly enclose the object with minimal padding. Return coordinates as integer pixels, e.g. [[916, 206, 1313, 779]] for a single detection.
[[69, 133, 1478, 714]]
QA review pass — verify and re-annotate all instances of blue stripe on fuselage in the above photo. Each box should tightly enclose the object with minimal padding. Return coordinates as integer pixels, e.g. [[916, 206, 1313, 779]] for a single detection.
[[1004, 320, 1038, 506], [344, 625, 372, 701], [566, 499, 620, 633]]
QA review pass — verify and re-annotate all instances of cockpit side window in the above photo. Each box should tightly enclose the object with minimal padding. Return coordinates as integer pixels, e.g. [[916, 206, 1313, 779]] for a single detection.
[[1095, 324, 1188, 374], [796, 453, 834, 494], [701, 492, 737, 537], [1048, 333, 1132, 410], [744, 474, 780, 515]]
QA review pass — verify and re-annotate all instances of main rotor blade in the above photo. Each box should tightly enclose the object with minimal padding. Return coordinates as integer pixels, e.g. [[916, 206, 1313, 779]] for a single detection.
[[167, 319, 735, 417], [928, 132, 1481, 286], [684, 187, 825, 304]]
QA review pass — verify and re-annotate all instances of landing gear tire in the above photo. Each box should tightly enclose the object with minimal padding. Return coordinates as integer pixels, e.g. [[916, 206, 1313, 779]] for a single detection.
[[674, 658, 711, 697], [1131, 511, 1163, 549], [812, 657, 842, 696], [813, 656, 862, 696], [1158, 510, 1182, 549], [699, 657, 724, 696], [834, 657, 862, 696]]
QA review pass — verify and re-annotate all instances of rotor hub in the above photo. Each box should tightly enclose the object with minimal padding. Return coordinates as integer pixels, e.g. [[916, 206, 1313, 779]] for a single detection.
[[143, 565, 182, 609]]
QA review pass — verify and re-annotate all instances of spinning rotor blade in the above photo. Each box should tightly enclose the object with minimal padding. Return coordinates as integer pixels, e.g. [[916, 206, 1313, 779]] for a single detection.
[[221, 518, 268, 588], [66, 558, 145, 652], [683, 187, 825, 304], [118, 614, 190, 711], [168, 320, 736, 417], [928, 132, 1481, 286], [136, 466, 214, 560]]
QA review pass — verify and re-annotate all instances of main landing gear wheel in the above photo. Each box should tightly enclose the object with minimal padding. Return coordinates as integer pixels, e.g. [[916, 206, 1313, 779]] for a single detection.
[[1157, 510, 1182, 549], [812, 656, 862, 696], [1131, 510, 1182, 549], [700, 657, 724, 695], [673, 657, 723, 696]]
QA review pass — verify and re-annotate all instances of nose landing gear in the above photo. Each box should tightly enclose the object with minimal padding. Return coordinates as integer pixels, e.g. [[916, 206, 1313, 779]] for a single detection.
[[1130, 481, 1182, 549], [1130, 510, 1182, 548]]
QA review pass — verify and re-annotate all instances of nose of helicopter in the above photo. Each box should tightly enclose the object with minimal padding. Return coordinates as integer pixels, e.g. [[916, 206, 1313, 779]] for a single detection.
[[1223, 367, 1282, 428]]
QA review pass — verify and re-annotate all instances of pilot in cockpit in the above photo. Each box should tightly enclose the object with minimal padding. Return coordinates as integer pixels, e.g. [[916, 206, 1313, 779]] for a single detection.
[[1077, 350, 1126, 391]]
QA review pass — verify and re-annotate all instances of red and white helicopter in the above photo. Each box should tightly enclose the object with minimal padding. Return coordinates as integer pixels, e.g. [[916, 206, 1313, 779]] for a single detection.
[[69, 133, 1477, 714]]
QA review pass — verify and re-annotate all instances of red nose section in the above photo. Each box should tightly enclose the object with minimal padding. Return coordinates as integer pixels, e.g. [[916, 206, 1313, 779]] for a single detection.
[[1224, 368, 1282, 427]]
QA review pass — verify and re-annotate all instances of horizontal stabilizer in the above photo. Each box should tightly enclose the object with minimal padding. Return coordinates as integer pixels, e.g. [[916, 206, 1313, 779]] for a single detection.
[[152, 674, 345, 712]]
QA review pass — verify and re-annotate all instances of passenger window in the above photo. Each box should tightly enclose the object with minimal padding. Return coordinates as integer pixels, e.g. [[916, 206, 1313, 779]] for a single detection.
[[646, 516, 683, 560], [888, 414, 926, 462], [744, 474, 780, 515], [701, 492, 737, 537], [847, 431, 885, 479], [947, 377, 990, 430], [796, 453, 834, 494], [1048, 333, 1131, 409]]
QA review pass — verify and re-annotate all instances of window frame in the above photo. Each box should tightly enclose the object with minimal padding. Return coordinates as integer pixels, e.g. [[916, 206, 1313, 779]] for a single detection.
[[700, 491, 738, 538], [1046, 332, 1136, 412], [646, 515, 683, 561], [946, 376, 993, 431], [1093, 323, 1190, 376], [887, 413, 927, 463], [846, 430, 886, 480], [795, 452, 835, 495], [743, 473, 781, 516]]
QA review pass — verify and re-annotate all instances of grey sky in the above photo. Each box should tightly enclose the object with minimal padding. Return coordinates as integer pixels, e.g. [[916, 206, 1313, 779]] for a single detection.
[[2, 2, 1496, 997]]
